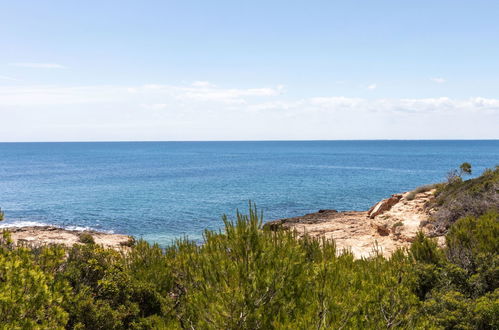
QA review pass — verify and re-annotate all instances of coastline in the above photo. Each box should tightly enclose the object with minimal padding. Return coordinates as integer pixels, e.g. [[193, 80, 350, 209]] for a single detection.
[[4, 225, 133, 249], [2, 188, 440, 257], [265, 188, 442, 258]]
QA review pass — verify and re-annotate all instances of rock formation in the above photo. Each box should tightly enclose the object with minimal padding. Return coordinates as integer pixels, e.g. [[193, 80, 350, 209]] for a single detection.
[[264, 189, 440, 258]]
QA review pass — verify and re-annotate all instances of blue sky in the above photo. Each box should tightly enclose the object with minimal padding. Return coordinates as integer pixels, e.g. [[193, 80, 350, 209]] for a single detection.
[[1, 0, 498, 141]]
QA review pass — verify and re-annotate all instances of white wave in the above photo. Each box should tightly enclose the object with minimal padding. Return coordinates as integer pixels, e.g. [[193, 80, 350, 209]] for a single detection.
[[65, 225, 114, 234], [0, 220, 114, 233], [0, 220, 51, 228]]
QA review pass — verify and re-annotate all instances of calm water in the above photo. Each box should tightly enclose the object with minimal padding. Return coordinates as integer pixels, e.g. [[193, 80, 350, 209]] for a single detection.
[[0, 141, 497, 244]]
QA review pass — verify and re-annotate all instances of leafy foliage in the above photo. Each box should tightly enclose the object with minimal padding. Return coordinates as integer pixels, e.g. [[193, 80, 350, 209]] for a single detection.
[[0, 205, 497, 329]]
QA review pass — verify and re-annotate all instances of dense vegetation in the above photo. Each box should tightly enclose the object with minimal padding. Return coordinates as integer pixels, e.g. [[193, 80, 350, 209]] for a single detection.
[[0, 167, 497, 329], [0, 210, 497, 329], [430, 165, 499, 235]]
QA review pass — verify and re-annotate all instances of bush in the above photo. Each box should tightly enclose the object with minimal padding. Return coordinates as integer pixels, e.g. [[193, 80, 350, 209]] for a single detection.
[[120, 236, 136, 247], [406, 191, 416, 201], [445, 212, 498, 281], [78, 232, 95, 244], [430, 166, 499, 234], [0, 243, 69, 328], [0, 206, 496, 328]]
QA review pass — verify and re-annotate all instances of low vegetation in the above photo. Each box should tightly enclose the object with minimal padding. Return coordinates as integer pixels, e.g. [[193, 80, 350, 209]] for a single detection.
[[78, 233, 95, 244], [430, 165, 499, 235], [0, 206, 497, 329], [406, 183, 439, 201]]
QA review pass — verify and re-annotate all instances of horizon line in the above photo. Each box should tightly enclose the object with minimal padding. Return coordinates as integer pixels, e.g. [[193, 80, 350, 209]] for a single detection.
[[1, 138, 498, 143]]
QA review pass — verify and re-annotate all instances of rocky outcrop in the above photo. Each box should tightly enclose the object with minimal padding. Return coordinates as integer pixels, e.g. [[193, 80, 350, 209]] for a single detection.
[[370, 190, 436, 243], [264, 209, 339, 230], [4, 226, 133, 249], [265, 189, 440, 258], [367, 194, 402, 218]]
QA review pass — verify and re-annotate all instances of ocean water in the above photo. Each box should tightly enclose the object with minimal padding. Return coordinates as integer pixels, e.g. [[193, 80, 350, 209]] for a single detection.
[[0, 141, 497, 244]]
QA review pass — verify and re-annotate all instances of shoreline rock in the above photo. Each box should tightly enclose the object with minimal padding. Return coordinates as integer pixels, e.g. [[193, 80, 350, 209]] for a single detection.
[[2, 225, 133, 249], [264, 189, 441, 258]]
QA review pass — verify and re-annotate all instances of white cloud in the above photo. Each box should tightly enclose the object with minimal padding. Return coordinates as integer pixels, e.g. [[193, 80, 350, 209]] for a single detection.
[[367, 84, 377, 90], [430, 77, 446, 83], [9, 62, 66, 69], [176, 85, 283, 104], [0, 81, 498, 141], [470, 97, 499, 111], [1, 84, 497, 116], [0, 83, 284, 107]]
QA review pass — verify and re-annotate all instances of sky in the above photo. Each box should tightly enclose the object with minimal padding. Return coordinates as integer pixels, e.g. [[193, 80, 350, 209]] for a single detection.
[[1, 0, 499, 141]]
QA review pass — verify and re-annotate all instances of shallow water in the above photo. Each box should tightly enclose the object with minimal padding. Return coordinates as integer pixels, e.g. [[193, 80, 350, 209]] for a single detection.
[[0, 140, 497, 245]]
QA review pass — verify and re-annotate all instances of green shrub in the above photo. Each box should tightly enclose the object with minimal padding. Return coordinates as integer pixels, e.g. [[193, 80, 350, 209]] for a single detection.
[[0, 245, 69, 328], [445, 211, 499, 292], [430, 166, 499, 234], [0, 205, 496, 328], [78, 232, 95, 244]]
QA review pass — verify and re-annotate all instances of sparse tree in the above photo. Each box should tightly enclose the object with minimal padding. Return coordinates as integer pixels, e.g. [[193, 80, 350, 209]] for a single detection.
[[447, 162, 472, 183], [459, 162, 472, 176]]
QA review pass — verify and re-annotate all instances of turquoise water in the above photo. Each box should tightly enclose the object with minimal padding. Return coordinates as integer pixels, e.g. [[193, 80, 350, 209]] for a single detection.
[[0, 141, 497, 244]]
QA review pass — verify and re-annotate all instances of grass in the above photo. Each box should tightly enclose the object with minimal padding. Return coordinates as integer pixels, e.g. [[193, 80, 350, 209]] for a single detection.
[[392, 221, 404, 228], [406, 183, 439, 201]]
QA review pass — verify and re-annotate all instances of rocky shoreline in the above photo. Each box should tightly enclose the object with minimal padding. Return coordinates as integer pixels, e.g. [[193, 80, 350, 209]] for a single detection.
[[4, 225, 133, 249], [264, 189, 442, 258], [3, 189, 441, 257]]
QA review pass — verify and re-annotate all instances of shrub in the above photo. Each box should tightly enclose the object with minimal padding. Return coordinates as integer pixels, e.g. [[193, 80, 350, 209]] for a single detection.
[[120, 236, 136, 247], [406, 191, 416, 201], [0, 245, 69, 328], [445, 212, 498, 276], [0, 205, 496, 328], [78, 232, 95, 244], [430, 166, 499, 234]]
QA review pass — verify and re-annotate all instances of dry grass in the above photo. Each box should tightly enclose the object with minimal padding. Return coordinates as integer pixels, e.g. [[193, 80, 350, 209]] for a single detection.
[[406, 183, 438, 201]]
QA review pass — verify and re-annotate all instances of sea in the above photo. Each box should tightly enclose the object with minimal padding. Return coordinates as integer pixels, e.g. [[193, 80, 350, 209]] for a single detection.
[[0, 140, 497, 245]]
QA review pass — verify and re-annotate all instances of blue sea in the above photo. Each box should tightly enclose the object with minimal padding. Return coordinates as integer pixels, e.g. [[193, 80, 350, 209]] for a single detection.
[[0, 141, 497, 244]]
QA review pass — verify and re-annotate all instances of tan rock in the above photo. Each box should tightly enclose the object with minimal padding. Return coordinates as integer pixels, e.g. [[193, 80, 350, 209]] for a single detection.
[[368, 194, 402, 219], [3, 226, 132, 250], [265, 189, 443, 259]]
